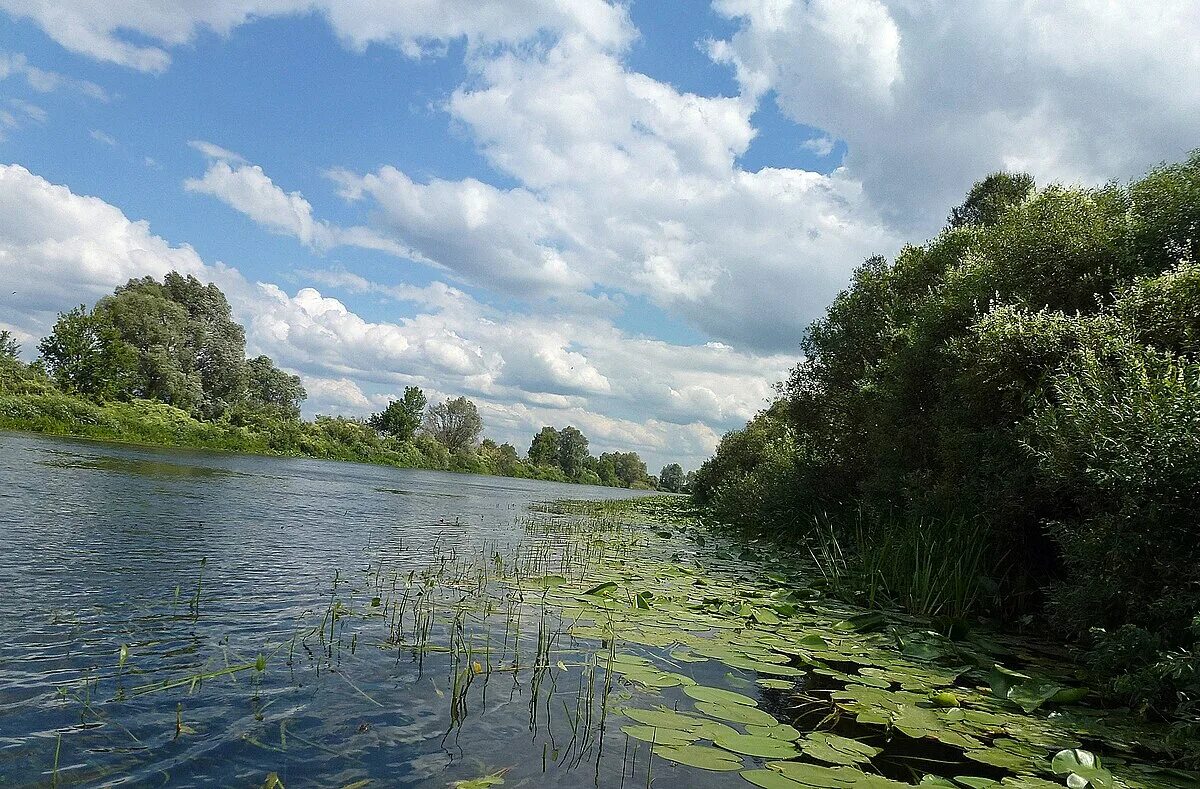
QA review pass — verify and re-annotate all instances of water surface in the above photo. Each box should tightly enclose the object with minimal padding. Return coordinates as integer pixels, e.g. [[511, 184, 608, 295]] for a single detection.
[[0, 432, 654, 787]]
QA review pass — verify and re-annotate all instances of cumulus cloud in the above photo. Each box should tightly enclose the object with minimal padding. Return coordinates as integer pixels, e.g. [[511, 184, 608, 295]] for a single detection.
[[191, 35, 897, 351], [0, 164, 784, 469], [712, 0, 1200, 228], [0, 1, 632, 72]]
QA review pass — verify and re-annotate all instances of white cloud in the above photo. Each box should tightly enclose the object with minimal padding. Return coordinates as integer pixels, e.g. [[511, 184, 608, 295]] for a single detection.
[[0, 1, 633, 73], [713, 0, 1200, 228], [0, 51, 107, 100], [193, 36, 897, 351], [90, 129, 118, 147], [0, 164, 784, 469]]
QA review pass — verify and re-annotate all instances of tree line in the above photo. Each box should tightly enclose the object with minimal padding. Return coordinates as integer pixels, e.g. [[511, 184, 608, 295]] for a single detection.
[[0, 274, 687, 490], [691, 153, 1200, 733]]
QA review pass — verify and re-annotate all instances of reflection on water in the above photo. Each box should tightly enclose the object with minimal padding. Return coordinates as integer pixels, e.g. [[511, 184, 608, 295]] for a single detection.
[[0, 432, 659, 787]]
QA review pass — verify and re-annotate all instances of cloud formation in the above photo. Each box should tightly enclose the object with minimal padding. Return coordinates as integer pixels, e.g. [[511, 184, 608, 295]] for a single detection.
[[0, 165, 786, 469]]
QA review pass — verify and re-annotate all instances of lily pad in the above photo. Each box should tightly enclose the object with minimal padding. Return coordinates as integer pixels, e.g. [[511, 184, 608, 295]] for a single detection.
[[713, 733, 801, 759], [684, 685, 758, 707], [621, 725, 696, 747], [799, 732, 880, 766], [1051, 749, 1114, 789], [742, 769, 808, 788], [695, 701, 779, 727], [655, 744, 744, 771]]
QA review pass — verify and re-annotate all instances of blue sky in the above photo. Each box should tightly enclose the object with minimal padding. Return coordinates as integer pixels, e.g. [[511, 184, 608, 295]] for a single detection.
[[1, 1, 1196, 470]]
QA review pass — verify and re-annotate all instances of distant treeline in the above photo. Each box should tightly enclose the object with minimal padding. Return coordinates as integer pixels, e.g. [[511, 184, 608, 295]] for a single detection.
[[693, 153, 1200, 732], [0, 273, 686, 489]]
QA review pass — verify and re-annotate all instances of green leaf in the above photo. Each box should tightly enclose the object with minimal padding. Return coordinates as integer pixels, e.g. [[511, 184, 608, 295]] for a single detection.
[[713, 733, 800, 759], [683, 685, 758, 707], [654, 744, 744, 771], [1051, 749, 1114, 789], [694, 700, 779, 726]]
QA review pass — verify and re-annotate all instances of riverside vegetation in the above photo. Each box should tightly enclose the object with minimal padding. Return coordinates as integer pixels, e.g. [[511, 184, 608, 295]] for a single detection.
[[0, 273, 683, 490], [692, 153, 1200, 756]]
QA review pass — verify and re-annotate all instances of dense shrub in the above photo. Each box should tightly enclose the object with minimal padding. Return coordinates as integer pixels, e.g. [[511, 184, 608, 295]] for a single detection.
[[695, 152, 1200, 721]]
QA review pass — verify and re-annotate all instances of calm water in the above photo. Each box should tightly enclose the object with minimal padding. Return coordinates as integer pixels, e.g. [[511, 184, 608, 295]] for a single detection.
[[0, 432, 661, 787]]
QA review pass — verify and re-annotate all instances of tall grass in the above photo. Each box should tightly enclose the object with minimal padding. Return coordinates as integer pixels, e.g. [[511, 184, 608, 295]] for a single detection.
[[808, 511, 995, 620]]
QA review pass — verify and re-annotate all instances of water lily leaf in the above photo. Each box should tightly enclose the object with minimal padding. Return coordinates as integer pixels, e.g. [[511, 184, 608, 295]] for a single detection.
[[621, 725, 696, 747], [622, 707, 705, 730], [683, 685, 758, 707], [655, 744, 744, 771], [742, 769, 807, 789], [694, 719, 742, 741], [833, 612, 886, 632], [695, 700, 779, 726], [1051, 749, 1113, 789], [799, 732, 880, 766], [583, 581, 619, 597], [752, 608, 781, 625], [713, 733, 800, 759], [746, 723, 802, 742], [758, 678, 794, 690], [766, 761, 864, 787]]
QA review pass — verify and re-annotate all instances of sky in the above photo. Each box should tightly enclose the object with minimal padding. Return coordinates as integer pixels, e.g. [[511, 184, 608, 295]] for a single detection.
[[0, 1, 1197, 472]]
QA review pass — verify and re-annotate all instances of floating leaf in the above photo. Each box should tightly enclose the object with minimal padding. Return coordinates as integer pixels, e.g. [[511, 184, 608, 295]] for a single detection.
[[713, 733, 800, 759], [583, 581, 618, 597], [622, 707, 705, 730], [1051, 749, 1114, 789], [684, 685, 758, 707], [799, 732, 880, 766], [695, 701, 778, 726], [746, 723, 802, 742], [654, 744, 744, 771], [742, 769, 807, 789], [621, 725, 696, 747]]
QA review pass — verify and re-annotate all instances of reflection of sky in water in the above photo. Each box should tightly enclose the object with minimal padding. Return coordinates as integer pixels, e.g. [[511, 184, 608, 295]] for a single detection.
[[0, 431, 683, 787]]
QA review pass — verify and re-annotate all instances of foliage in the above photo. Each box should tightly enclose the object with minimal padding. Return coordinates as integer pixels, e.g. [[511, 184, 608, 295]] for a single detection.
[[528, 426, 559, 467], [556, 425, 588, 480], [659, 463, 684, 492], [423, 396, 483, 452], [694, 151, 1200, 725], [0, 330, 19, 360], [369, 386, 426, 441]]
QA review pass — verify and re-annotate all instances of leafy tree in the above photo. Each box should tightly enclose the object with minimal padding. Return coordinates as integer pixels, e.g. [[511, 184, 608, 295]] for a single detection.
[[0, 330, 19, 360], [659, 463, 684, 492], [946, 171, 1035, 228], [423, 396, 483, 452], [244, 355, 306, 420], [557, 426, 589, 480], [600, 451, 648, 488], [371, 386, 426, 440], [95, 273, 249, 417], [528, 426, 560, 467], [39, 306, 138, 398]]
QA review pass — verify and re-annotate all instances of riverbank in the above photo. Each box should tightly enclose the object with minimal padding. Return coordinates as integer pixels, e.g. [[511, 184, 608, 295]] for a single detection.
[[0, 380, 652, 487]]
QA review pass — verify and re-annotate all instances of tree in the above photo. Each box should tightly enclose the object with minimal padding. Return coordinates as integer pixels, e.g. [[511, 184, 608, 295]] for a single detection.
[[600, 451, 648, 488], [557, 425, 589, 479], [244, 355, 306, 420], [947, 171, 1035, 229], [371, 386, 426, 440], [0, 330, 19, 361], [528, 426, 560, 467], [95, 273, 249, 417], [423, 396, 483, 451], [659, 463, 684, 492], [38, 306, 138, 398]]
